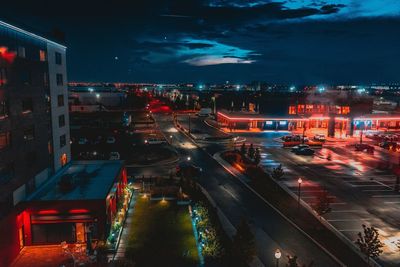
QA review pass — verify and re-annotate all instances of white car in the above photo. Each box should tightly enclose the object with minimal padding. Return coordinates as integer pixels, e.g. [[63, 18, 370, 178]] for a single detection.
[[146, 138, 166, 145], [106, 136, 116, 144], [109, 152, 120, 160]]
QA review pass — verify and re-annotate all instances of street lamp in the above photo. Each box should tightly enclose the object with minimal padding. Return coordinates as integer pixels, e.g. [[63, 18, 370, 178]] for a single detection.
[[274, 249, 282, 267], [187, 156, 191, 161], [298, 177, 303, 209], [169, 135, 173, 144]]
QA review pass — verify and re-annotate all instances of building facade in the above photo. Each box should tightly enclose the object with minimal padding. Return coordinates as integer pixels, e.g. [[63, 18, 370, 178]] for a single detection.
[[0, 20, 70, 266]]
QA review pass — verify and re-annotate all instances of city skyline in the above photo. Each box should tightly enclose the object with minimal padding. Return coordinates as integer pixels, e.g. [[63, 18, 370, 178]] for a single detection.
[[1, 0, 399, 84]]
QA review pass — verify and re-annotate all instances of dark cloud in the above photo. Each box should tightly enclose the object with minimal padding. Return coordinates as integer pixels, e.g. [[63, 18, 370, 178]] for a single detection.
[[0, 1, 399, 83]]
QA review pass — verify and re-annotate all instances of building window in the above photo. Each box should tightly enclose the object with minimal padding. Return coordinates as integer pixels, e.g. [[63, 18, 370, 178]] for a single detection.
[[0, 163, 14, 185], [0, 100, 9, 119], [23, 126, 35, 141], [0, 132, 10, 150], [288, 105, 296, 115], [57, 94, 64, 107], [22, 98, 33, 113], [56, 73, 63, 86], [20, 71, 31, 85], [39, 50, 47, 61], [58, 114, 65, 127], [55, 52, 62, 65], [60, 134, 66, 148], [0, 67, 7, 86], [43, 72, 49, 87], [18, 46, 26, 58], [60, 153, 68, 167]]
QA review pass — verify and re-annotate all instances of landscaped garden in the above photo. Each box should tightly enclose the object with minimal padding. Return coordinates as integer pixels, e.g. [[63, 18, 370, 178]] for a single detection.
[[125, 197, 199, 267]]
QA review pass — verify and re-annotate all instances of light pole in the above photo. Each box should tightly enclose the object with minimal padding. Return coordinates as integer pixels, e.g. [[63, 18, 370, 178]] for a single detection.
[[169, 135, 173, 145], [188, 113, 191, 135], [298, 177, 303, 209], [274, 249, 281, 267]]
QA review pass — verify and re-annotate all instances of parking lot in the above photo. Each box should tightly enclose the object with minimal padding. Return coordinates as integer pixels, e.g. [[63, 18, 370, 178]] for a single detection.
[[254, 140, 400, 265]]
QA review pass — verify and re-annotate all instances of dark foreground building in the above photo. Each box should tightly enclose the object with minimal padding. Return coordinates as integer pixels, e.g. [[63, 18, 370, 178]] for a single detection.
[[0, 20, 70, 266]]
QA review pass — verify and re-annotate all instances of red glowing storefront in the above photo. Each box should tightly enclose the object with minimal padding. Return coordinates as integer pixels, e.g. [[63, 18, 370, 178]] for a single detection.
[[0, 160, 127, 266]]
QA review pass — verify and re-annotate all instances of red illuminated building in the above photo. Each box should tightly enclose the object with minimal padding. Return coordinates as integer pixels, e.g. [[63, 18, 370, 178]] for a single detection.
[[1, 160, 127, 266]]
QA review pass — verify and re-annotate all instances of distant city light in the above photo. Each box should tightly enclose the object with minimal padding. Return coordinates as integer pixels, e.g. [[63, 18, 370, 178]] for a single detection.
[[290, 86, 295, 92], [95, 93, 100, 98], [318, 86, 325, 93], [199, 85, 204, 90], [88, 87, 94, 93], [357, 88, 366, 94], [236, 85, 240, 90]]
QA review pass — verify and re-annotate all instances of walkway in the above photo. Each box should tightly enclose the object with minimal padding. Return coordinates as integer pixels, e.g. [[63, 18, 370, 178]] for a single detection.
[[112, 194, 137, 260]]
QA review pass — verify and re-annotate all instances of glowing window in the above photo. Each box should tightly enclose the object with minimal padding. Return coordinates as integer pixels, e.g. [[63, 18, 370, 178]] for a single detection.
[[289, 105, 296, 114], [266, 121, 273, 125], [280, 121, 287, 125], [39, 50, 46, 62]]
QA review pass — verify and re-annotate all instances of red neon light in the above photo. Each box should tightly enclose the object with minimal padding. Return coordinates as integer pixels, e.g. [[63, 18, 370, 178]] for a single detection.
[[355, 117, 400, 121], [37, 209, 58, 215], [0, 46, 16, 63], [69, 209, 89, 214]]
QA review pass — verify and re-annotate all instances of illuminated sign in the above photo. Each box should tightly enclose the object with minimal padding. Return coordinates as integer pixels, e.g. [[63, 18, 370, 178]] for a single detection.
[[0, 46, 16, 63], [279, 121, 287, 125], [266, 121, 273, 125]]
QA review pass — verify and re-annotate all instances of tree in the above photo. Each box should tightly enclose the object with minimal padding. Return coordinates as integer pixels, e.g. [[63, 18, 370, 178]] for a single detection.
[[248, 143, 255, 159], [312, 190, 332, 217], [271, 164, 284, 180], [232, 219, 256, 263], [254, 148, 261, 165], [240, 143, 247, 156], [287, 255, 299, 267], [355, 224, 384, 265]]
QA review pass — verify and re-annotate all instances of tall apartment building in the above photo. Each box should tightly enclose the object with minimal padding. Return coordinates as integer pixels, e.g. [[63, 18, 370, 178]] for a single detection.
[[0, 20, 70, 265]]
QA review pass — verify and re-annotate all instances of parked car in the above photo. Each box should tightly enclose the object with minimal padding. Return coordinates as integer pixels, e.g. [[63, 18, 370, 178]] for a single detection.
[[291, 144, 310, 153], [109, 152, 120, 160], [106, 136, 116, 144], [145, 138, 166, 145], [314, 134, 326, 142], [78, 138, 88, 145], [355, 143, 374, 153], [295, 147, 315, 155], [378, 141, 397, 149]]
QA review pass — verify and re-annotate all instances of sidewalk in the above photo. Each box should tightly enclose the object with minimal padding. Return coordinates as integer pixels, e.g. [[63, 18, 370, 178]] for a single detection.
[[112, 194, 137, 261]]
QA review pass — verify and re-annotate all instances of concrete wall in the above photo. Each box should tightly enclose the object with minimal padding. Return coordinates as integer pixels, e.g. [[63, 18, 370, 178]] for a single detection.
[[47, 43, 71, 171]]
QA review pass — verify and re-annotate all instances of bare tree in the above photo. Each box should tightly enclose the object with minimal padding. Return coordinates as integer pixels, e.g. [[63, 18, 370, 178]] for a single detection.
[[355, 224, 384, 265], [312, 189, 332, 218], [271, 164, 284, 180]]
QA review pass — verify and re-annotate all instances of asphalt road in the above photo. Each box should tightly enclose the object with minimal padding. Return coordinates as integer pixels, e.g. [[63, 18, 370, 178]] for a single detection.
[[155, 114, 340, 267], [242, 132, 400, 266]]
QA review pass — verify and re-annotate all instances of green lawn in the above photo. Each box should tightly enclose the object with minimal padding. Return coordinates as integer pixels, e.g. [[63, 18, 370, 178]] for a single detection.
[[126, 197, 199, 267]]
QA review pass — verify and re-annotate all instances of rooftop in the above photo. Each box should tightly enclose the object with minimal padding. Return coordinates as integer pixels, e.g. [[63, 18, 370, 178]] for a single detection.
[[0, 20, 66, 49], [29, 160, 123, 202]]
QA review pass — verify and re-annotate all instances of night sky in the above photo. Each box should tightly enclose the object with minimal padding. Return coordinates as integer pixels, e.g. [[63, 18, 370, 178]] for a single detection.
[[1, 1, 400, 84]]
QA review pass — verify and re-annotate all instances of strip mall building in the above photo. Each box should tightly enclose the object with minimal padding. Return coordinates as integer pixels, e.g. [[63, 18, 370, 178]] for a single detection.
[[216, 92, 400, 136]]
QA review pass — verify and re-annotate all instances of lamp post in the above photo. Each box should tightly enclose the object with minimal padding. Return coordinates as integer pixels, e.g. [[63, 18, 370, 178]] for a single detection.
[[298, 177, 303, 209], [188, 113, 191, 135], [187, 156, 191, 161], [274, 249, 282, 267], [169, 135, 173, 145]]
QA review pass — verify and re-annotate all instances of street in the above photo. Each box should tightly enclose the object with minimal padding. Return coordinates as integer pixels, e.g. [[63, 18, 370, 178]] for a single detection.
[[154, 114, 341, 267]]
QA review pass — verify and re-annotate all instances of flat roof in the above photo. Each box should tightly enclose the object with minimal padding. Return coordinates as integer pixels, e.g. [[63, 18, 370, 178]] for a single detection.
[[218, 110, 400, 121], [29, 160, 123, 202], [0, 20, 66, 49]]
